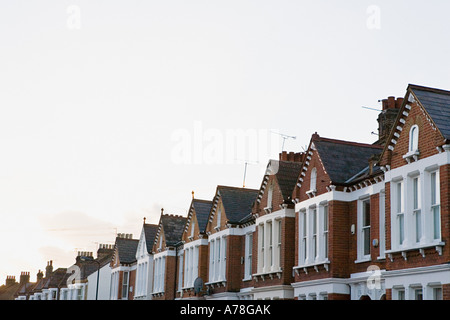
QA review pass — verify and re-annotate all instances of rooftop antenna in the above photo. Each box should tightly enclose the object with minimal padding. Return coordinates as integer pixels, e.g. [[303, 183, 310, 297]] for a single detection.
[[235, 158, 259, 188], [271, 131, 296, 151], [362, 106, 382, 112]]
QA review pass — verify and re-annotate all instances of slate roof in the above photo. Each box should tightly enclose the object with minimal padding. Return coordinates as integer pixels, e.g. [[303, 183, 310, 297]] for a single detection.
[[160, 214, 187, 247], [143, 223, 158, 253], [273, 160, 303, 201], [312, 136, 383, 185], [45, 268, 70, 289], [0, 282, 20, 300], [216, 186, 259, 224], [191, 199, 213, 233], [409, 84, 450, 140], [115, 237, 139, 265]]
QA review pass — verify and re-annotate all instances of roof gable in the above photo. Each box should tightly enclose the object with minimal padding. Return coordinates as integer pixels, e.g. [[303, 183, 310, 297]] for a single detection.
[[312, 136, 382, 184], [256, 159, 303, 204], [143, 223, 158, 254], [155, 214, 186, 249], [114, 237, 139, 265], [409, 84, 450, 141], [294, 133, 383, 200], [208, 186, 258, 227], [378, 84, 449, 169]]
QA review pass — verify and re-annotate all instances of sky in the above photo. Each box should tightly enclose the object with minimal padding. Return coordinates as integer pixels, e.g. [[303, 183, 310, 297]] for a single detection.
[[1, 0, 450, 284]]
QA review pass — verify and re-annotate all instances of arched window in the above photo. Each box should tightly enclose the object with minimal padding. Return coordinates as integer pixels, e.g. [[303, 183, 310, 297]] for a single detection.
[[409, 125, 419, 152], [310, 167, 317, 191], [267, 182, 274, 209]]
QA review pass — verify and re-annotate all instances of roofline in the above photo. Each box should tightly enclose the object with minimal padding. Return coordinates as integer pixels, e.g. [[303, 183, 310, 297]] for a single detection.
[[216, 185, 259, 192], [312, 135, 384, 150], [407, 83, 450, 96]]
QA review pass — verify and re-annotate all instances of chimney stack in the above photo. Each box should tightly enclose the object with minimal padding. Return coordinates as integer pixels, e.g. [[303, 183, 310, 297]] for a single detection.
[[376, 96, 403, 145], [117, 233, 133, 239], [97, 243, 114, 260], [19, 272, 30, 285], [37, 269, 44, 281], [279, 151, 305, 162], [5, 276, 16, 287], [45, 260, 53, 278]]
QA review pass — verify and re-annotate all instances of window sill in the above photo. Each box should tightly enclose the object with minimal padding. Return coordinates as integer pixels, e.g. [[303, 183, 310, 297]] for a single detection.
[[264, 207, 273, 214], [205, 280, 226, 288], [402, 150, 420, 163], [293, 260, 330, 274], [306, 189, 317, 198], [151, 291, 165, 297], [252, 269, 282, 281], [386, 241, 445, 261]]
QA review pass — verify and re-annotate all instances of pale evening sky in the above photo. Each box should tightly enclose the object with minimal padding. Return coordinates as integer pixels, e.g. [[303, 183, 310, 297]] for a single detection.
[[1, 0, 449, 283]]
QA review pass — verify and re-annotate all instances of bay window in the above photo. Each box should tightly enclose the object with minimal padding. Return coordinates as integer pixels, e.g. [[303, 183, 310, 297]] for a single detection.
[[208, 236, 227, 283], [297, 202, 329, 267]]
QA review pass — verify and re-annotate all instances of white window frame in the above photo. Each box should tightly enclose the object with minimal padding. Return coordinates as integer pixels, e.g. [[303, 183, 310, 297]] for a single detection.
[[357, 196, 371, 261], [409, 125, 419, 153], [122, 271, 129, 300], [322, 204, 329, 260], [208, 234, 227, 283], [244, 232, 253, 280], [299, 210, 307, 265], [267, 182, 274, 210], [411, 174, 422, 243], [429, 170, 441, 241], [392, 179, 405, 249], [310, 167, 317, 192]]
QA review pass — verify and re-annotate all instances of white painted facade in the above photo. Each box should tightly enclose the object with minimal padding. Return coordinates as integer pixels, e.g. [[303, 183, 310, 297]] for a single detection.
[[86, 263, 112, 300], [134, 229, 155, 300]]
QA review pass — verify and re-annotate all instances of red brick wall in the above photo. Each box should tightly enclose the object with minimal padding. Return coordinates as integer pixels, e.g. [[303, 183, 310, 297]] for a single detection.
[[226, 234, 243, 292], [293, 149, 330, 202], [380, 99, 443, 169], [328, 200, 350, 279], [129, 269, 136, 300], [347, 195, 386, 276], [443, 283, 450, 300], [254, 175, 287, 217]]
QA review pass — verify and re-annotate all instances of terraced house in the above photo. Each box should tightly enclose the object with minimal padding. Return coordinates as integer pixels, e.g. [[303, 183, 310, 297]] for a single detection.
[[4, 83, 450, 301]]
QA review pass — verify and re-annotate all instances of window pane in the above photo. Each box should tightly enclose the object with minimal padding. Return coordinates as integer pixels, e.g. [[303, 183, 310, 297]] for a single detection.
[[433, 206, 440, 240], [323, 206, 328, 231], [413, 177, 419, 209], [415, 209, 422, 242], [431, 172, 437, 205], [363, 201, 370, 227], [415, 289, 423, 300], [433, 287, 442, 300], [399, 215, 404, 245], [396, 183, 402, 213]]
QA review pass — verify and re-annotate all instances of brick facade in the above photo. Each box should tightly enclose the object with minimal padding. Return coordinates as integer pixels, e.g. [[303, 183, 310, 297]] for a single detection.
[[33, 84, 446, 301]]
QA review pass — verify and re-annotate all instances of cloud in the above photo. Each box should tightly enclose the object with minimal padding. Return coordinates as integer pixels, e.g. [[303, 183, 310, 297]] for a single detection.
[[38, 210, 118, 251]]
